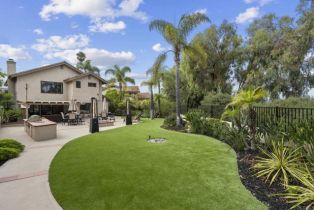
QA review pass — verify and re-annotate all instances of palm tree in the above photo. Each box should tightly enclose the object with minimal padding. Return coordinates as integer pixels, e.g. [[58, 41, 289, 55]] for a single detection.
[[0, 71, 6, 87], [105, 65, 135, 100], [76, 52, 100, 74], [224, 86, 268, 150], [149, 13, 209, 126], [141, 80, 155, 120], [146, 55, 167, 117]]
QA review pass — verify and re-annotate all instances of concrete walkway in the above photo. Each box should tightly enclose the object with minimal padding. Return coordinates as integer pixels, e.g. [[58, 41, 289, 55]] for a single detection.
[[0, 118, 126, 210]]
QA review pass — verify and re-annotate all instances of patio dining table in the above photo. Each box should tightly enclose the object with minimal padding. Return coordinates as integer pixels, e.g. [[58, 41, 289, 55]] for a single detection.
[[66, 112, 84, 125]]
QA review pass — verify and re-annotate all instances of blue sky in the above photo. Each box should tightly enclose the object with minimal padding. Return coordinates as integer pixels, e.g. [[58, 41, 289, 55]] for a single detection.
[[0, 0, 300, 89]]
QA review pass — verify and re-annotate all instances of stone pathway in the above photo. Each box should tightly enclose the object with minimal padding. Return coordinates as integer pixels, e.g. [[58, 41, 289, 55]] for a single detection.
[[0, 119, 126, 210]]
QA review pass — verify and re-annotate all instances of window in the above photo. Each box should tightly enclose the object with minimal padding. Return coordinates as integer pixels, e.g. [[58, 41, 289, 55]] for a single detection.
[[41, 81, 63, 94], [88, 82, 97, 87], [76, 81, 81, 88]]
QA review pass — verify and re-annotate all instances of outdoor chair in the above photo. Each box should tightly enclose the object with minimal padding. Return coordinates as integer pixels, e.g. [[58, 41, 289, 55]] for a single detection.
[[68, 113, 77, 125], [77, 114, 85, 125], [60, 112, 68, 125]]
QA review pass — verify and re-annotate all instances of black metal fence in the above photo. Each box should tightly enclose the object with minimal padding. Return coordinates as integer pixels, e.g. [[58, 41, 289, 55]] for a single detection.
[[254, 106, 314, 131]]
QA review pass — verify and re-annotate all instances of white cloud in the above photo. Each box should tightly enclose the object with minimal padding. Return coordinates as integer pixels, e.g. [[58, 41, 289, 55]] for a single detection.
[[71, 22, 79, 29], [244, 0, 273, 6], [193, 8, 207, 14], [236, 7, 259, 24], [32, 34, 90, 53], [39, 0, 147, 21], [32, 33, 135, 68], [127, 72, 147, 80], [118, 0, 147, 21], [45, 48, 135, 68], [152, 43, 166, 53], [0, 44, 31, 60], [33, 28, 44, 35], [89, 19, 126, 33]]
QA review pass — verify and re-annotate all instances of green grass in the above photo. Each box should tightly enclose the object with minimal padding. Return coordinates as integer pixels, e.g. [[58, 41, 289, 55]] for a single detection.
[[49, 119, 267, 210]]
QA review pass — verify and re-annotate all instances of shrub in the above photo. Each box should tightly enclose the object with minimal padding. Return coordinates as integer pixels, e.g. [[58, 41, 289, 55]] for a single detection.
[[259, 97, 314, 108], [4, 109, 21, 122], [0, 147, 19, 161], [0, 139, 24, 152], [185, 110, 246, 151], [200, 92, 231, 118], [282, 167, 314, 209], [185, 110, 208, 134], [253, 140, 306, 186], [163, 113, 177, 128]]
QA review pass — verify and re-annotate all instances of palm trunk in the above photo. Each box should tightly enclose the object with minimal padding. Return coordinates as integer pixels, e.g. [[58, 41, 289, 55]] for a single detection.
[[157, 81, 161, 117], [249, 107, 257, 150], [119, 83, 122, 101], [175, 50, 182, 127], [150, 85, 154, 120]]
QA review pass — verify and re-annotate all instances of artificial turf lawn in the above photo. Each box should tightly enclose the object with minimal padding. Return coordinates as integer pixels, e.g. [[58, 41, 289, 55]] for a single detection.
[[49, 119, 267, 210]]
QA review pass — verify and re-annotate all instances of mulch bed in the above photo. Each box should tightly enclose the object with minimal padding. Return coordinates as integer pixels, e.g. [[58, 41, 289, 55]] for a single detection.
[[237, 151, 306, 210]]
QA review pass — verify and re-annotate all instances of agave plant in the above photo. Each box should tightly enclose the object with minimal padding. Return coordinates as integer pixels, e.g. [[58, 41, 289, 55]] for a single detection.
[[283, 167, 314, 209], [253, 140, 306, 186]]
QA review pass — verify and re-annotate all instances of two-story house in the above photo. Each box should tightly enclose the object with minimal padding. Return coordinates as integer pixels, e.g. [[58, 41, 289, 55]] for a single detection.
[[5, 59, 107, 121]]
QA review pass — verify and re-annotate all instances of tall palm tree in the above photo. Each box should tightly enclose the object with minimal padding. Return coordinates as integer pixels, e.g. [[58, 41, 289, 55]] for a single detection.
[[149, 13, 209, 126], [146, 55, 167, 117], [141, 79, 155, 120], [105, 65, 135, 100]]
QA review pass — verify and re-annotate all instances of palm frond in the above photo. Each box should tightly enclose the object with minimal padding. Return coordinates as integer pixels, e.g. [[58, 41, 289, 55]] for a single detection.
[[150, 20, 179, 45], [124, 77, 135, 85], [121, 66, 132, 74], [105, 69, 115, 76], [178, 13, 210, 38]]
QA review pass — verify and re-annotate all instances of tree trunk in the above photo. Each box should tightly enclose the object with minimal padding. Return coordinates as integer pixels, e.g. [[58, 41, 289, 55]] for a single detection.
[[157, 81, 161, 117], [119, 83, 123, 101], [150, 85, 154, 120], [249, 107, 257, 150], [175, 50, 182, 127]]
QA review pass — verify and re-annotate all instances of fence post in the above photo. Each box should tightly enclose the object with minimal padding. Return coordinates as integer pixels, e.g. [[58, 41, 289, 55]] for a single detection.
[[276, 106, 279, 121]]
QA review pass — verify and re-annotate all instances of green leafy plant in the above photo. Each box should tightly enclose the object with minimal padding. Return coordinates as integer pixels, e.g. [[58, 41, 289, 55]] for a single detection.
[[162, 113, 177, 128], [282, 167, 314, 209], [223, 86, 268, 150], [0, 139, 24, 152], [0, 147, 19, 162], [185, 110, 208, 134], [253, 140, 306, 186]]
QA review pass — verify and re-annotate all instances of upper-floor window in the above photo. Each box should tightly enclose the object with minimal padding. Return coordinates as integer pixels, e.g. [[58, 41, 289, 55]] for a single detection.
[[41, 81, 63, 94], [76, 81, 81, 88], [88, 82, 97, 87]]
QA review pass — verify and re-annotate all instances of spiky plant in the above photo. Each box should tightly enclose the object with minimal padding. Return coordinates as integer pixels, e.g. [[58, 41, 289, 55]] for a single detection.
[[283, 167, 314, 209], [253, 140, 306, 186]]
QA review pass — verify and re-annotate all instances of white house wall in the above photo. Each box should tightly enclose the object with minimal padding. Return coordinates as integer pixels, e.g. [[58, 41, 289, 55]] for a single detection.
[[15, 66, 79, 102]]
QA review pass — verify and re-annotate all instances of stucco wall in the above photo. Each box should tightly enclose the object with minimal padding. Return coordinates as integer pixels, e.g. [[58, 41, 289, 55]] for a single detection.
[[70, 75, 102, 103], [15, 66, 80, 102]]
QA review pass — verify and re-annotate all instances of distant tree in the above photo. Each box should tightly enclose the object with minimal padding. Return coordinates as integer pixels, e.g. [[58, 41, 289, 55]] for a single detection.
[[0, 71, 6, 87], [105, 65, 135, 100], [76, 51, 100, 74], [141, 79, 155, 119], [149, 12, 209, 126], [146, 55, 167, 116], [183, 20, 242, 94]]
